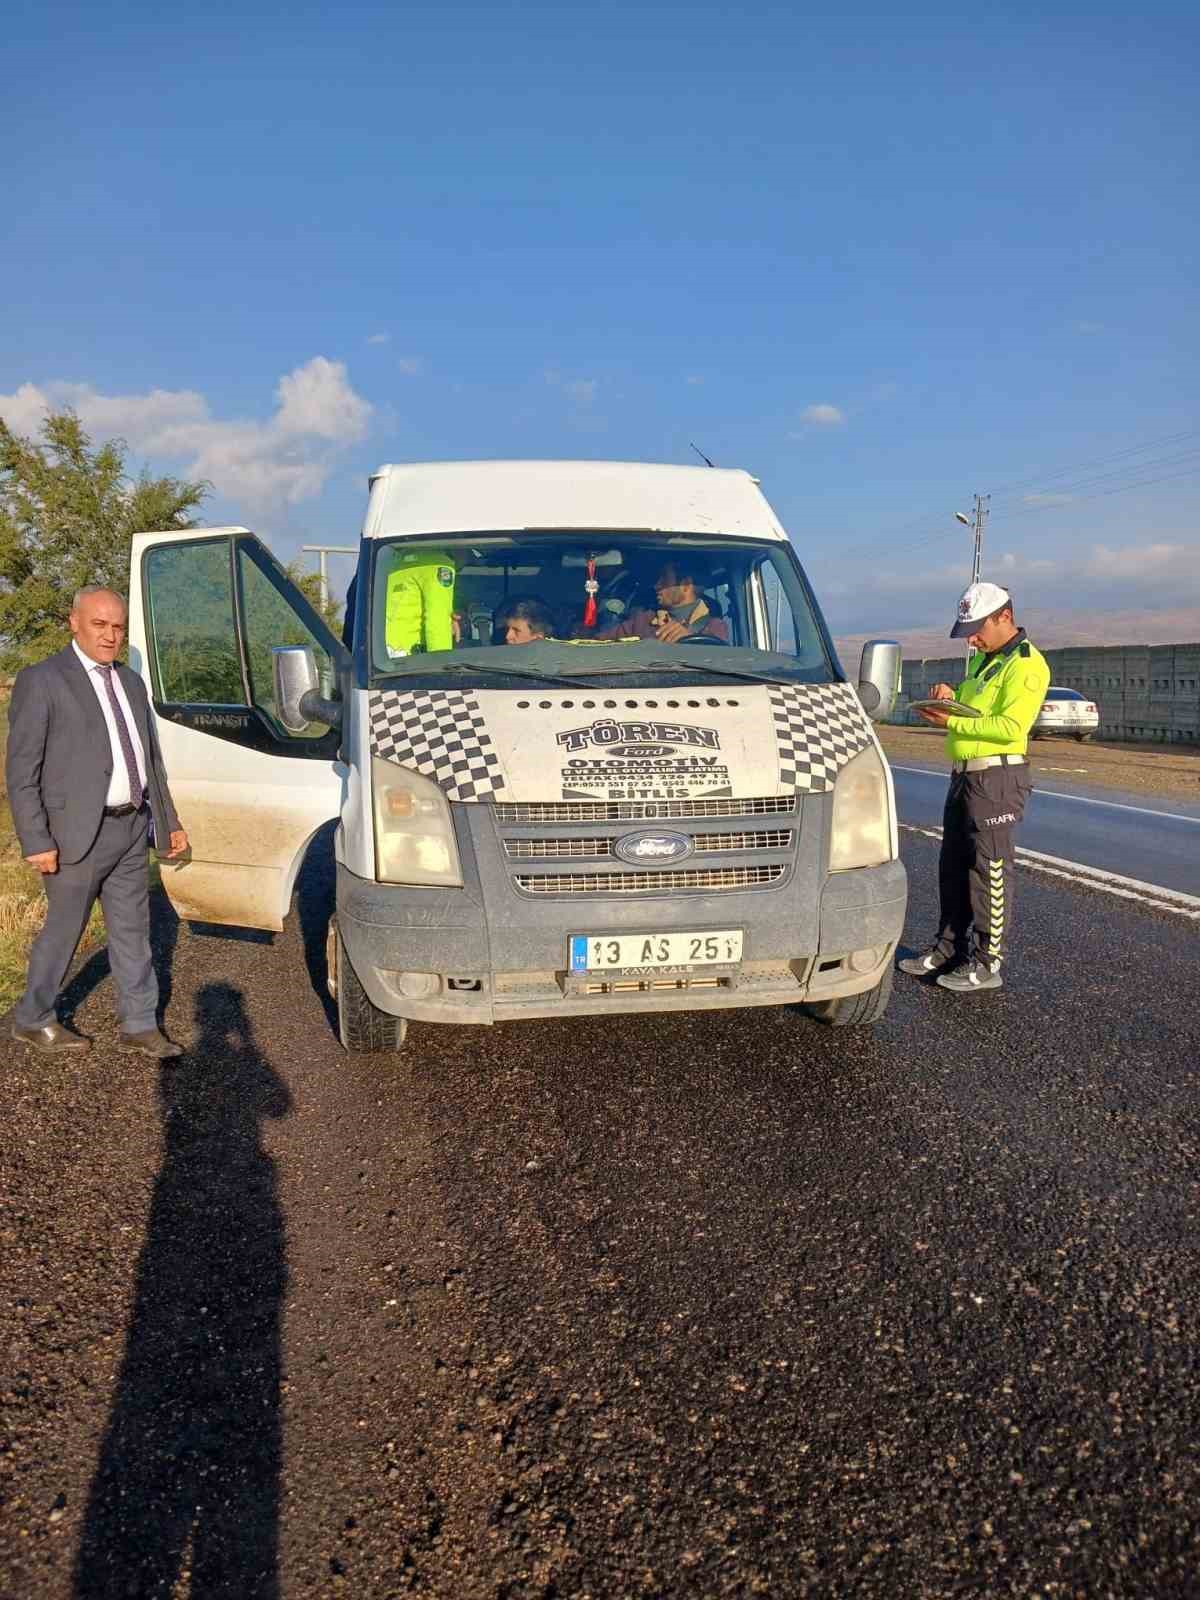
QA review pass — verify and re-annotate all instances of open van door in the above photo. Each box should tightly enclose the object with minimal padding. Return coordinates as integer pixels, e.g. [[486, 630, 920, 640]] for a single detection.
[[127, 527, 349, 931]]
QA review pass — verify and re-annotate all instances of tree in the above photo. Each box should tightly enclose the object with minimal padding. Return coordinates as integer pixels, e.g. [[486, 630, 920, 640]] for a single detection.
[[0, 410, 209, 669], [284, 560, 345, 634]]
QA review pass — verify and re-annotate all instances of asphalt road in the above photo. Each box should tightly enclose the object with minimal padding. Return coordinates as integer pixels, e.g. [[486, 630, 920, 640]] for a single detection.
[[3, 838, 1199, 1599], [891, 761, 1200, 896]]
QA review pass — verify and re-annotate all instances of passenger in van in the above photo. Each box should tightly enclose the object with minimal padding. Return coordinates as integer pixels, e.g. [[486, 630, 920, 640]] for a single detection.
[[498, 596, 556, 644], [599, 560, 729, 644]]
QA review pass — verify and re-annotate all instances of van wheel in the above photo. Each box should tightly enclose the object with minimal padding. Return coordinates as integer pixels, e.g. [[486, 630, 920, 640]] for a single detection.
[[335, 927, 408, 1054], [803, 966, 893, 1027], [1074, 733, 1093, 743]]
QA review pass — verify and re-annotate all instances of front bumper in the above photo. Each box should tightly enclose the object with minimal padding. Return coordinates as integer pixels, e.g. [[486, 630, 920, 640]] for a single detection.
[[335, 855, 907, 1025]]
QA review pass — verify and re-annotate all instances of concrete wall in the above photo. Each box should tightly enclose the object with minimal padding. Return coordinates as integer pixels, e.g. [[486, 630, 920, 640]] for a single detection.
[[893, 642, 1200, 744]]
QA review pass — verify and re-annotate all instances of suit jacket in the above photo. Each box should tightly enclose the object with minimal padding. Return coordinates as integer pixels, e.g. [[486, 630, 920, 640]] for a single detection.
[[5, 646, 182, 866]]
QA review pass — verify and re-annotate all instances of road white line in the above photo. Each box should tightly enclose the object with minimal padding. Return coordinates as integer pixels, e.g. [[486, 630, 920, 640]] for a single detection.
[[890, 765, 1200, 825], [900, 824, 1200, 922]]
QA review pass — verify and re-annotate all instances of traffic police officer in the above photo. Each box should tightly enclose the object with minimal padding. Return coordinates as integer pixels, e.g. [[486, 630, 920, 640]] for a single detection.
[[899, 581, 1050, 992], [383, 548, 457, 657]]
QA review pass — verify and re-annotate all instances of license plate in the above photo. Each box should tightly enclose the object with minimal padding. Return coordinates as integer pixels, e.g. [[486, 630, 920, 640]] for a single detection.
[[569, 929, 743, 974]]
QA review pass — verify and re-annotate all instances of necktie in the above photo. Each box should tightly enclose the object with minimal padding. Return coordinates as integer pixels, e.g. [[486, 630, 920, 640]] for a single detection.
[[96, 664, 144, 806]]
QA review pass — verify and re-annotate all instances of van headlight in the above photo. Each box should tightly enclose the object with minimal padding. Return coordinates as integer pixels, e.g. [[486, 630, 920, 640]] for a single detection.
[[372, 758, 463, 886], [829, 744, 892, 871]]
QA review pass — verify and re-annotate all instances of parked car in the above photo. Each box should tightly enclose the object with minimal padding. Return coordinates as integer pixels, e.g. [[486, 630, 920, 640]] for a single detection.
[[1034, 686, 1099, 742]]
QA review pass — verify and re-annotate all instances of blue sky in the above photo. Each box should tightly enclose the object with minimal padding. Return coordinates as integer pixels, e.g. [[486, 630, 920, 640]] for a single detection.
[[4, 0, 1197, 637]]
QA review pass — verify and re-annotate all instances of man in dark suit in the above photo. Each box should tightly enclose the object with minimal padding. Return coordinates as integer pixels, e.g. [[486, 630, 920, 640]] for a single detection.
[[6, 586, 189, 1056]]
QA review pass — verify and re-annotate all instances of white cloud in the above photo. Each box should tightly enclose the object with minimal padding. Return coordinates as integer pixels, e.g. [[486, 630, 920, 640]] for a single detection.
[[1022, 492, 1076, 507], [0, 358, 372, 517], [1072, 320, 1105, 335], [1083, 540, 1197, 585], [396, 356, 424, 376], [992, 551, 1057, 578], [0, 382, 63, 436], [272, 357, 370, 441], [685, 374, 705, 386], [366, 332, 391, 345], [817, 535, 1200, 637], [798, 403, 845, 427], [55, 384, 209, 440], [828, 542, 1200, 604], [820, 549, 1059, 610]]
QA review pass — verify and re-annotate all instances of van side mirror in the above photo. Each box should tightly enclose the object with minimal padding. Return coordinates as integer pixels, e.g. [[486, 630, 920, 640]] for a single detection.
[[272, 645, 343, 734], [856, 640, 901, 722]]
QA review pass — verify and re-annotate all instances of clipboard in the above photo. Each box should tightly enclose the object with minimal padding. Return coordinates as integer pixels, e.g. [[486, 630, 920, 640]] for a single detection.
[[909, 698, 983, 718]]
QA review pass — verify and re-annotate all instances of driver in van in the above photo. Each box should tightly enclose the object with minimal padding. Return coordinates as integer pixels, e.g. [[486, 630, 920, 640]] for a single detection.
[[498, 596, 556, 644], [599, 560, 729, 643]]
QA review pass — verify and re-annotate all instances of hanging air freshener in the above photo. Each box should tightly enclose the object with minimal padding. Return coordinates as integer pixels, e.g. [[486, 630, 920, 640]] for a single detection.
[[582, 553, 598, 628]]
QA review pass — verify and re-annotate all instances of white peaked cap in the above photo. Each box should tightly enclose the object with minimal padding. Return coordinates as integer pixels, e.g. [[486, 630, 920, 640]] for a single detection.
[[950, 581, 1012, 638]]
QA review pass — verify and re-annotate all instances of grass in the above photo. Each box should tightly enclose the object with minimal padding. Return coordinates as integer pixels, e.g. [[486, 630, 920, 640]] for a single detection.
[[0, 692, 107, 1014]]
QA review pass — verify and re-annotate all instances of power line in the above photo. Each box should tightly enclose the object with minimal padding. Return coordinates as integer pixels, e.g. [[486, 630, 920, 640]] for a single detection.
[[991, 462, 1200, 523], [991, 446, 1200, 508], [984, 426, 1199, 501], [834, 425, 1200, 560], [830, 460, 1200, 571]]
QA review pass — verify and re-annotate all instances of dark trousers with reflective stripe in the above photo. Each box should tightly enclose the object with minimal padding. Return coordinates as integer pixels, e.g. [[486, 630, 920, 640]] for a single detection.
[[934, 766, 1032, 969]]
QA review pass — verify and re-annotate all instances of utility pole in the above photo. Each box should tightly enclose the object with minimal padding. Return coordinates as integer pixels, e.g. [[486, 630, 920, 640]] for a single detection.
[[969, 493, 989, 585], [301, 543, 357, 609], [954, 495, 990, 658]]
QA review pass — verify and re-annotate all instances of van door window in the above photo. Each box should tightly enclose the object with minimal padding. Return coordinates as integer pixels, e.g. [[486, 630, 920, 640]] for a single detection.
[[237, 545, 335, 740], [142, 535, 342, 758], [144, 539, 246, 704], [759, 560, 799, 656]]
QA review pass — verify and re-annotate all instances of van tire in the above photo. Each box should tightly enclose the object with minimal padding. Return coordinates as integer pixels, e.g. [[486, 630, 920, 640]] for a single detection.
[[1074, 733, 1092, 742], [336, 928, 408, 1054], [803, 965, 893, 1027]]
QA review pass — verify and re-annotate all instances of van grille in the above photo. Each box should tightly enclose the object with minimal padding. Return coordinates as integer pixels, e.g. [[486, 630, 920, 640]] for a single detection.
[[506, 830, 792, 860], [493, 796, 796, 824], [508, 837, 612, 859], [696, 830, 791, 853], [513, 865, 785, 895]]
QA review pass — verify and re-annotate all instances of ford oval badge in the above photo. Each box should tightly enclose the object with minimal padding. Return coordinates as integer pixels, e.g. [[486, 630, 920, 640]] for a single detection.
[[613, 829, 694, 866]]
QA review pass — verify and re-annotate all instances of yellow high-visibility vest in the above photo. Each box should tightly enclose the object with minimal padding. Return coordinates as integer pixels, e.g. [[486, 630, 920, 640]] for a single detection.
[[944, 632, 1050, 760], [384, 551, 456, 656]]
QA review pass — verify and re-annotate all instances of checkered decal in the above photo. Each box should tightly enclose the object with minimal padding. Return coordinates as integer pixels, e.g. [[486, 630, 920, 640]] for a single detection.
[[368, 690, 508, 801], [767, 683, 873, 792]]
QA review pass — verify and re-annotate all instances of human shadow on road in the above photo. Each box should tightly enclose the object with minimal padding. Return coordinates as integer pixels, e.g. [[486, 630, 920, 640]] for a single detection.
[[73, 983, 291, 1600]]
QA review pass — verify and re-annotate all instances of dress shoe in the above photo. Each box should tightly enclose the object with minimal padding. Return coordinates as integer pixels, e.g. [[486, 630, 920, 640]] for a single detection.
[[118, 1029, 184, 1059], [11, 1021, 92, 1052]]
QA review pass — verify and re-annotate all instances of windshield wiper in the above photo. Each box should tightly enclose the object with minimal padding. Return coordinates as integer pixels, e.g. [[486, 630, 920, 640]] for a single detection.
[[608, 656, 802, 688], [436, 659, 592, 688]]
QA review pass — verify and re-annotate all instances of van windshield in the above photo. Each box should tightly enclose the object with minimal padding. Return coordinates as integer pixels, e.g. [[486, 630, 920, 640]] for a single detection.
[[364, 533, 837, 688]]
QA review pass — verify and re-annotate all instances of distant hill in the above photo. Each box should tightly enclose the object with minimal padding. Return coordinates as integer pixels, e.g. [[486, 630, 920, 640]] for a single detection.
[[833, 607, 1200, 665]]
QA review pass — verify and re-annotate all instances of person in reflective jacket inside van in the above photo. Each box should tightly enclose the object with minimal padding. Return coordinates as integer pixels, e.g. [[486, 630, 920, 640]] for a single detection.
[[383, 548, 457, 656], [898, 581, 1050, 994]]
